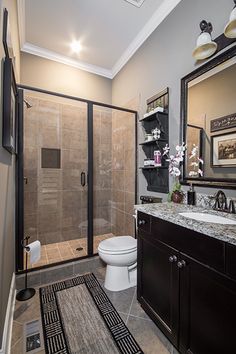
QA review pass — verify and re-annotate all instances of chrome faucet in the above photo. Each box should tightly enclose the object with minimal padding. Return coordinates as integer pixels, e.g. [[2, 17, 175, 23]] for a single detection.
[[229, 199, 236, 214], [213, 190, 228, 211], [213, 190, 235, 214]]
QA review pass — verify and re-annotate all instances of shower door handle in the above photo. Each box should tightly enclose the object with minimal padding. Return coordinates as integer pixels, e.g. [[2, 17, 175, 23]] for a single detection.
[[81, 172, 86, 187]]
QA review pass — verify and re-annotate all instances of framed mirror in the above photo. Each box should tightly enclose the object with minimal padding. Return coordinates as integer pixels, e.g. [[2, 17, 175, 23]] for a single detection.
[[181, 45, 236, 188]]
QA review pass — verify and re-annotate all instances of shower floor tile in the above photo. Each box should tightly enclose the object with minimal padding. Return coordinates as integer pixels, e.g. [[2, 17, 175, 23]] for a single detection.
[[27, 233, 113, 269]]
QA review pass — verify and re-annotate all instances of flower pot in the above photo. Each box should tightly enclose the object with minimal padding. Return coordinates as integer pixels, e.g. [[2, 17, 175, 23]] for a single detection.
[[171, 191, 183, 204]]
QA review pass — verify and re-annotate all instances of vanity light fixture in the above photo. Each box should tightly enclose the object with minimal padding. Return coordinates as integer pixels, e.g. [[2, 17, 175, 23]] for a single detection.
[[192, 20, 218, 60], [224, 0, 236, 38]]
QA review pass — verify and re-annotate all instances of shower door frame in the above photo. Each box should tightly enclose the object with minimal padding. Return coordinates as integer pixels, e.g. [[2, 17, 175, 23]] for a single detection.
[[16, 85, 138, 273]]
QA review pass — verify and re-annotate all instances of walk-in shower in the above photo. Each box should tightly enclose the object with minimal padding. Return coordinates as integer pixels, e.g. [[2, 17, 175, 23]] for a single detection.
[[16, 87, 137, 271]]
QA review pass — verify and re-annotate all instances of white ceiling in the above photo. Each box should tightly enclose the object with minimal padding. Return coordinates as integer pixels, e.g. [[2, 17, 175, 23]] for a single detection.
[[18, 0, 182, 78]]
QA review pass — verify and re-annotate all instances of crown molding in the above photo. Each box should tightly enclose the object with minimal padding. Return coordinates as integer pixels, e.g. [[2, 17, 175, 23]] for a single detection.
[[17, 0, 25, 49], [18, 0, 182, 79], [112, 0, 183, 77], [22, 43, 113, 79]]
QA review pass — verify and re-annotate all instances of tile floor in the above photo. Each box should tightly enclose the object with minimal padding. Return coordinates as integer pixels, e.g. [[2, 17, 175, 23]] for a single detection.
[[27, 233, 113, 269], [11, 265, 179, 354]]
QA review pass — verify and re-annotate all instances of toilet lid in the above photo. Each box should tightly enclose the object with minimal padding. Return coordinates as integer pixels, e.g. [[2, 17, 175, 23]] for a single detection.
[[98, 236, 137, 253]]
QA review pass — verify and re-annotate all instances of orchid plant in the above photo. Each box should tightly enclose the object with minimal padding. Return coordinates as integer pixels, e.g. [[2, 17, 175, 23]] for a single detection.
[[162, 143, 187, 201], [161, 143, 204, 202]]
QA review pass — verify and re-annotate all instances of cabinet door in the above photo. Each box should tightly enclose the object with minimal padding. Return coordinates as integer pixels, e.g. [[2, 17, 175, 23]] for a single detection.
[[137, 230, 179, 346], [179, 253, 236, 354]]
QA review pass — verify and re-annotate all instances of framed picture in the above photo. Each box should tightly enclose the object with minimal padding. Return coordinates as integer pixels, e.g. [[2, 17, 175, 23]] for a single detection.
[[3, 8, 11, 57], [211, 132, 236, 167], [210, 113, 236, 133], [2, 7, 16, 70], [2, 57, 17, 154]]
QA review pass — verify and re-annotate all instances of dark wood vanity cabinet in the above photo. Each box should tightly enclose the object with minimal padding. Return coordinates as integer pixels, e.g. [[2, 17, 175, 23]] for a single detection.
[[137, 212, 236, 354], [137, 229, 179, 346], [179, 254, 236, 354]]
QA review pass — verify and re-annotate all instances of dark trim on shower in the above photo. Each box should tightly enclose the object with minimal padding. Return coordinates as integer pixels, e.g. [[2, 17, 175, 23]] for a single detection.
[[134, 111, 138, 238], [17, 84, 137, 114], [87, 103, 94, 257], [15, 88, 24, 271], [17, 254, 95, 274], [15, 84, 138, 274]]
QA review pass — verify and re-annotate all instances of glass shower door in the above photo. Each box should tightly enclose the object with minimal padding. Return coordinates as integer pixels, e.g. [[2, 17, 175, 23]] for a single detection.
[[23, 90, 89, 268], [93, 105, 136, 254]]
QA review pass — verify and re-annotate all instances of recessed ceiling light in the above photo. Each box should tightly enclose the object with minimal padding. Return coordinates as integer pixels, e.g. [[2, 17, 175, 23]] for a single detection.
[[71, 40, 82, 53]]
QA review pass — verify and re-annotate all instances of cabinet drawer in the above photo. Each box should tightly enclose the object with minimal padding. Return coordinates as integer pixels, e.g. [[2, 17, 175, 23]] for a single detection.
[[151, 216, 225, 273], [226, 243, 236, 280], [137, 211, 151, 233]]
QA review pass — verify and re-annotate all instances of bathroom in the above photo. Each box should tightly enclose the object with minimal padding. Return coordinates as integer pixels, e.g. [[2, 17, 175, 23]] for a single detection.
[[1, 0, 236, 353]]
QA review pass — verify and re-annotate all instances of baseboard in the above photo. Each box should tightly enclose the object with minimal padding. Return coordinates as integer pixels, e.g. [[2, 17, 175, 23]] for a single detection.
[[0, 273, 16, 354]]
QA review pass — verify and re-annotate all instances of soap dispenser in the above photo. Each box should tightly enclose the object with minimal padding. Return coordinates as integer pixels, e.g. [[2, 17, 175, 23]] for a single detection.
[[187, 184, 196, 205]]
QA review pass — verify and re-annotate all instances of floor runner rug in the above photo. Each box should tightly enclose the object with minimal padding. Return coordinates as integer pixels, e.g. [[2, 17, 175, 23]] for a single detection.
[[40, 273, 143, 354]]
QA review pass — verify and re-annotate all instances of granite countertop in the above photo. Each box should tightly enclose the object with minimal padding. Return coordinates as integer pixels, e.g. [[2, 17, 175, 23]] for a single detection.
[[134, 202, 236, 246]]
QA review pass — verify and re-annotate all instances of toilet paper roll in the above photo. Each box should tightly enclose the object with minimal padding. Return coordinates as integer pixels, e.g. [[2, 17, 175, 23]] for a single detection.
[[26, 240, 41, 264]]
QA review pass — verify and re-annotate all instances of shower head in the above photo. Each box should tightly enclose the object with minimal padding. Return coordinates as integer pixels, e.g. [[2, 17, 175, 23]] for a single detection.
[[23, 99, 32, 109]]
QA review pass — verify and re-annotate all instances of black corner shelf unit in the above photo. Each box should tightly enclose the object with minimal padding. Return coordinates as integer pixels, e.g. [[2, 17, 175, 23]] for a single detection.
[[140, 88, 169, 193]]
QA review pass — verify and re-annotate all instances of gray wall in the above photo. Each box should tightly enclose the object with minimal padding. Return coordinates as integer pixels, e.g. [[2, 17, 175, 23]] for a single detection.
[[112, 0, 236, 199], [0, 0, 21, 349]]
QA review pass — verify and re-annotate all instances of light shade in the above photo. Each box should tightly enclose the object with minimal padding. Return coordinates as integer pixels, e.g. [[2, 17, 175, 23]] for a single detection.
[[193, 32, 217, 60], [224, 7, 236, 38]]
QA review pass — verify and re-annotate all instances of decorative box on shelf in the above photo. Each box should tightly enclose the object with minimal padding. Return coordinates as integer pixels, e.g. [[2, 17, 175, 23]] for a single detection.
[[142, 106, 164, 120]]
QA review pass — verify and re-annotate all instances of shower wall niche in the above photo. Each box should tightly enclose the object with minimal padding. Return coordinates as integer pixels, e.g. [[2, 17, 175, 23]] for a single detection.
[[23, 90, 136, 269]]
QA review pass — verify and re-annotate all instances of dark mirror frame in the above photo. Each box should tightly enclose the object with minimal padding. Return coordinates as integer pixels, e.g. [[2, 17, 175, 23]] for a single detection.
[[180, 44, 236, 189]]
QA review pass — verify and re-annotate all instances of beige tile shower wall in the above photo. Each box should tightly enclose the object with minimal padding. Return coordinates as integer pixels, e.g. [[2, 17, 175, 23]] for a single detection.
[[93, 106, 112, 236], [111, 110, 136, 237], [24, 94, 88, 245]]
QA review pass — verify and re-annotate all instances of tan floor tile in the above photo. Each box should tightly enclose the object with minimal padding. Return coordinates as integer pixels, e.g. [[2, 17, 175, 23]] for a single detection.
[[72, 249, 87, 257], [68, 239, 81, 247], [47, 258, 62, 264], [57, 241, 70, 248], [32, 261, 49, 268], [61, 255, 75, 261], [26, 233, 113, 268], [11, 321, 23, 347], [46, 249, 60, 258], [58, 245, 73, 253], [58, 249, 74, 258], [11, 337, 24, 354]]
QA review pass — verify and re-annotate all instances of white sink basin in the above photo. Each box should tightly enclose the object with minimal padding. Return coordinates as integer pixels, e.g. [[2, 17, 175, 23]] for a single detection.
[[179, 212, 236, 225]]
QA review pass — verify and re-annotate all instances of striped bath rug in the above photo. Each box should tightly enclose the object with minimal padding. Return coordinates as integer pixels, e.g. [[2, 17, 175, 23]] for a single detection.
[[39, 273, 143, 354]]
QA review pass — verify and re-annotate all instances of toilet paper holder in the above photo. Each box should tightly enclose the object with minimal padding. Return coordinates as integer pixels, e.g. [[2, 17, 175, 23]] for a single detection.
[[21, 236, 30, 251], [16, 236, 36, 301]]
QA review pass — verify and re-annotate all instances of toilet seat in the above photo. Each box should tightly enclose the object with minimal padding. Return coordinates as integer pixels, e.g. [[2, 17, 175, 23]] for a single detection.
[[98, 236, 137, 255]]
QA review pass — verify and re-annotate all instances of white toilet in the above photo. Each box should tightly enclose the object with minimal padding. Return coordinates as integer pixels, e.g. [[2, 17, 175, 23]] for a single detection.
[[98, 236, 137, 292]]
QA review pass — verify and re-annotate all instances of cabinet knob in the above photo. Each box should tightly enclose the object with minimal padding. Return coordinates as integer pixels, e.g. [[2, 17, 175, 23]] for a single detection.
[[177, 260, 186, 268], [138, 220, 146, 226], [169, 255, 177, 263]]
